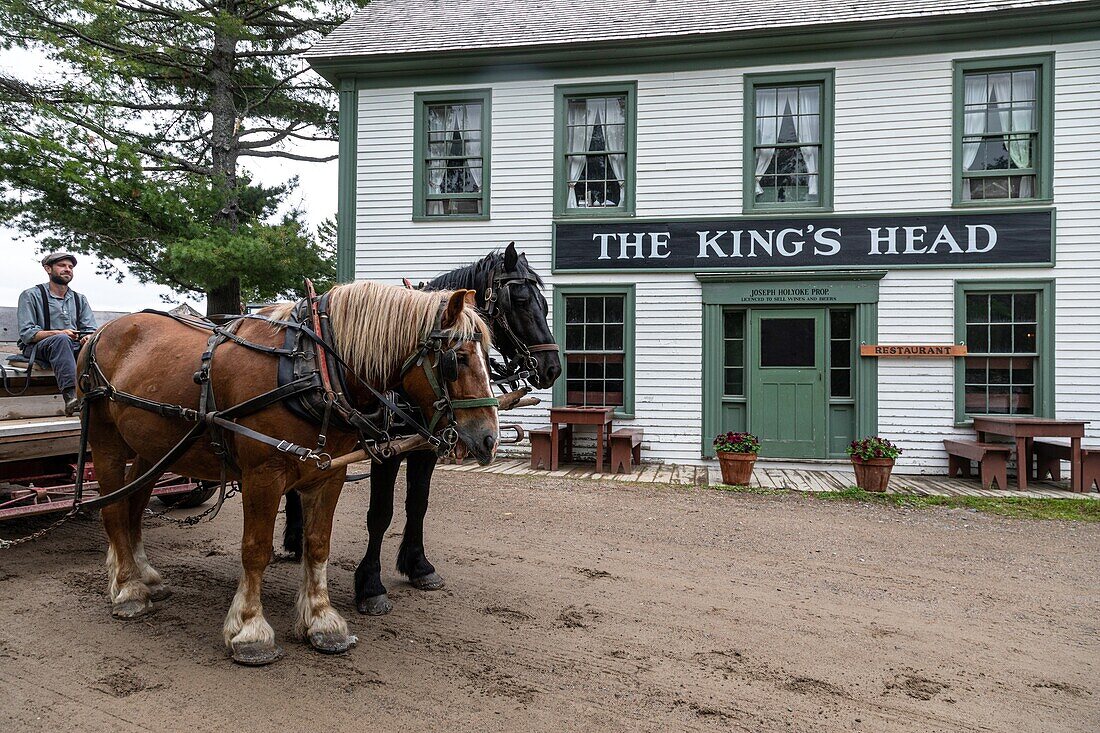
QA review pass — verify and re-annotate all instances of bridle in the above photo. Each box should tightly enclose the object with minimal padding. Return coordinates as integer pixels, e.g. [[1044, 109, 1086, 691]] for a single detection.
[[398, 303, 500, 447], [482, 263, 559, 387]]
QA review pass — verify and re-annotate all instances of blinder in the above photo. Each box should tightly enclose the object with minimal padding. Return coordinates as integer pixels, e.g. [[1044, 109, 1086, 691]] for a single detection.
[[438, 348, 459, 383]]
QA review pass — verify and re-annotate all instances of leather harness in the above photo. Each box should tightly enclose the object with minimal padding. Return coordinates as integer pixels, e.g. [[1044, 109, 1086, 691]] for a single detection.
[[70, 284, 498, 514]]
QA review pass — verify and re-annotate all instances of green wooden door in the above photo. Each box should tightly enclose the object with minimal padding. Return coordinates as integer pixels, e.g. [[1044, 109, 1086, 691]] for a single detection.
[[749, 308, 827, 458]]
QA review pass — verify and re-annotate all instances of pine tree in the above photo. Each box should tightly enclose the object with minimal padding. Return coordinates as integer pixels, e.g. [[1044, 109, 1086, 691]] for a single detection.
[[0, 1, 363, 313]]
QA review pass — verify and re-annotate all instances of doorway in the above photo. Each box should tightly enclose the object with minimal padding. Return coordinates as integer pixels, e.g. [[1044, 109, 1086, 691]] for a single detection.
[[749, 308, 827, 458]]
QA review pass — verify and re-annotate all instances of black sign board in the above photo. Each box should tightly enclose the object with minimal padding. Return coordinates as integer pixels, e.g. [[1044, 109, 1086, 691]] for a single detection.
[[553, 210, 1053, 272]]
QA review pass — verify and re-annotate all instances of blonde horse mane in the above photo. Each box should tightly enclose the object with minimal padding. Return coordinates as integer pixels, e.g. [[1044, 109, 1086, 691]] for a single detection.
[[268, 281, 490, 384]]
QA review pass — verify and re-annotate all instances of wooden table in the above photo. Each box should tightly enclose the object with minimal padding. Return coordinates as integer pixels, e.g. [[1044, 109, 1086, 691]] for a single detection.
[[973, 416, 1089, 492], [549, 406, 614, 472]]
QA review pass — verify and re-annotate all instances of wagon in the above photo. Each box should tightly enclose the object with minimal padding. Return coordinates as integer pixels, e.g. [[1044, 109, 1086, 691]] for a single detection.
[[1, 313, 213, 522]]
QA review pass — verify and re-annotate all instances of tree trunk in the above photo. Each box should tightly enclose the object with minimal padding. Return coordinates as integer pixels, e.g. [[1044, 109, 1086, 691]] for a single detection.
[[207, 11, 243, 315], [206, 278, 242, 317]]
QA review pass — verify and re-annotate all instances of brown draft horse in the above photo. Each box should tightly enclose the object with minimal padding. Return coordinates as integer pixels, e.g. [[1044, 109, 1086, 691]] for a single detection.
[[79, 282, 498, 665]]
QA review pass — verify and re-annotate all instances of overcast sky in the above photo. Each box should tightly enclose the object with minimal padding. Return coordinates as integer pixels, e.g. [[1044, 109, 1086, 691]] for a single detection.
[[0, 48, 338, 312]]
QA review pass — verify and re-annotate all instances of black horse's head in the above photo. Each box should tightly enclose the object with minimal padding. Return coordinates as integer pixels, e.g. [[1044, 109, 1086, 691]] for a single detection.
[[488, 243, 562, 390]]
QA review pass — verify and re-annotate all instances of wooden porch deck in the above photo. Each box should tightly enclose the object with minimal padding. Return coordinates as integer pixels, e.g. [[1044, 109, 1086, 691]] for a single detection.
[[436, 457, 1099, 500]]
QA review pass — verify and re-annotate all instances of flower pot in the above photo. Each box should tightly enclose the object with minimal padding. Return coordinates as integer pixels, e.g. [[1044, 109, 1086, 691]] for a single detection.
[[851, 457, 895, 493], [716, 451, 757, 485]]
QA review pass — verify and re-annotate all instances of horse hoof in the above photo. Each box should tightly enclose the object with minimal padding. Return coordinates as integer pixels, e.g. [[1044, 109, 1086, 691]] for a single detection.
[[111, 599, 153, 620], [231, 642, 284, 667], [409, 572, 445, 591], [147, 584, 172, 602], [357, 594, 393, 616], [309, 631, 358, 655]]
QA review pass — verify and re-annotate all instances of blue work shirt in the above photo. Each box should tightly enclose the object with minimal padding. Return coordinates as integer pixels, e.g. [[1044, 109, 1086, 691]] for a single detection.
[[17, 284, 98, 347]]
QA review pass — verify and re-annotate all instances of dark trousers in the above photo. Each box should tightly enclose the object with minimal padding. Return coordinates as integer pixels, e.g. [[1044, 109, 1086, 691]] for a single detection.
[[23, 334, 81, 393]]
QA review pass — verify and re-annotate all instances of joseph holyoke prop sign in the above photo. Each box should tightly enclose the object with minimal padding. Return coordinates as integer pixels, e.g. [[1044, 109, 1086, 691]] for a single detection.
[[553, 210, 1053, 271]]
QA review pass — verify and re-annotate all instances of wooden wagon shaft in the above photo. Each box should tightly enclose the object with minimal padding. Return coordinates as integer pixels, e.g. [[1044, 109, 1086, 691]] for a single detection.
[[325, 388, 540, 471]]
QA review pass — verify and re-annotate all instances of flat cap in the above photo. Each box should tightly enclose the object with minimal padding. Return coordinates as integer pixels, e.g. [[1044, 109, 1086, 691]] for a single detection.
[[41, 251, 77, 266]]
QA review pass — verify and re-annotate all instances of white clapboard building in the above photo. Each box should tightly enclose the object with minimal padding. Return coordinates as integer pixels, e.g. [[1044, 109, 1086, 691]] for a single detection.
[[306, 0, 1100, 471]]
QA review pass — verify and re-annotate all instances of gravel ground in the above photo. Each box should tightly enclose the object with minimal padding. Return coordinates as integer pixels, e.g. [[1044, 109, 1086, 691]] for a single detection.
[[1, 467, 1097, 732]]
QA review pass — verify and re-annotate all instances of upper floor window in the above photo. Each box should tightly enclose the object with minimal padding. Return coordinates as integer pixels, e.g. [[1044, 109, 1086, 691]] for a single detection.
[[954, 56, 1053, 205], [554, 83, 636, 217], [413, 90, 490, 220], [744, 71, 834, 213]]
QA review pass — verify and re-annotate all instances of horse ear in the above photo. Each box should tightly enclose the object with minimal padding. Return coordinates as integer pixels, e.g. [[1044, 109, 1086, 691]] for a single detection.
[[504, 241, 519, 271], [464, 290, 477, 308], [441, 289, 468, 329]]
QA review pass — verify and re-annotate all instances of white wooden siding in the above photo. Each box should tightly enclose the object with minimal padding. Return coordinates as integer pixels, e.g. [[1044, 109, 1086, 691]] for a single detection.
[[353, 40, 1100, 471]]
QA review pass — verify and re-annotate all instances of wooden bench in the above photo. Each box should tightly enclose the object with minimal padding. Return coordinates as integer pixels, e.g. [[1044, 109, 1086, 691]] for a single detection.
[[529, 426, 572, 470], [610, 428, 643, 474], [943, 439, 1011, 490], [1035, 438, 1100, 492]]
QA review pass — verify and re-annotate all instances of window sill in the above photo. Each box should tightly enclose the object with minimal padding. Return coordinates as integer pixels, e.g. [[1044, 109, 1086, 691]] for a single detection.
[[413, 214, 490, 223], [742, 204, 834, 216], [951, 198, 1053, 209], [554, 208, 635, 220]]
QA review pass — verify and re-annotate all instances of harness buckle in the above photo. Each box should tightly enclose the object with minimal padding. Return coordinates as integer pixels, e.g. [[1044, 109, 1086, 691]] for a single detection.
[[275, 440, 293, 454]]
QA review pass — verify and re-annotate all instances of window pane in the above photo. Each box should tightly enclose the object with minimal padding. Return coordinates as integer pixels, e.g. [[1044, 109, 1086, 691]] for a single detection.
[[724, 311, 744, 339], [724, 339, 744, 367], [566, 325, 583, 350], [830, 310, 851, 339], [831, 369, 851, 398], [831, 340, 850, 368], [605, 323, 623, 351], [1014, 293, 1036, 321], [585, 297, 603, 322], [1014, 324, 1036, 352], [990, 294, 1013, 322], [966, 294, 988, 323], [990, 324, 1013, 352], [724, 368, 744, 397], [760, 318, 815, 367], [967, 325, 988, 353]]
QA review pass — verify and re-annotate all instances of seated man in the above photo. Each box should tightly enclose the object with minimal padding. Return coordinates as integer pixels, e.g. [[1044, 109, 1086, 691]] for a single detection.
[[16, 252, 98, 416]]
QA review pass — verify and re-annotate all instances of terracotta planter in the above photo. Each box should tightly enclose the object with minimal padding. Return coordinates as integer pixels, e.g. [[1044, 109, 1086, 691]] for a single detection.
[[851, 457, 895, 493], [716, 451, 757, 485]]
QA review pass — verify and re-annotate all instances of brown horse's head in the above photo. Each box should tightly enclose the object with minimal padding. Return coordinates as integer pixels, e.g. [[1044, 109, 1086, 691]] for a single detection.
[[326, 282, 499, 465]]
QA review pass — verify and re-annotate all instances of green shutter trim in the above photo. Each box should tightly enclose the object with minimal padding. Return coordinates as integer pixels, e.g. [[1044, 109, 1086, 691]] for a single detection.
[[551, 283, 636, 418], [701, 303, 724, 458], [951, 53, 1054, 208], [337, 78, 358, 283], [553, 82, 637, 218], [952, 278, 1055, 426], [412, 88, 492, 221], [856, 301, 879, 441], [742, 69, 835, 214]]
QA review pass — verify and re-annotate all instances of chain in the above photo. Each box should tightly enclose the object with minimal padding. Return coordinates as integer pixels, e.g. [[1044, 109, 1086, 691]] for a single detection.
[[143, 483, 240, 526], [0, 507, 82, 550]]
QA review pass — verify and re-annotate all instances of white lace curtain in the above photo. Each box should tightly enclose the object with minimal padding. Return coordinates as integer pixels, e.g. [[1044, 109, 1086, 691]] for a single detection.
[[567, 97, 625, 207], [427, 104, 481, 195], [962, 73, 1034, 198], [754, 86, 820, 197]]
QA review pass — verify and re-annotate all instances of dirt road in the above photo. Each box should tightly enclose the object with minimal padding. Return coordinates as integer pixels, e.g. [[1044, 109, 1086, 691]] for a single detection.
[[1, 469, 1097, 732]]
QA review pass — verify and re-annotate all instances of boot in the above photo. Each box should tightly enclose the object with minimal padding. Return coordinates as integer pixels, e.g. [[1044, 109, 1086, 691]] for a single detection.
[[62, 388, 80, 417]]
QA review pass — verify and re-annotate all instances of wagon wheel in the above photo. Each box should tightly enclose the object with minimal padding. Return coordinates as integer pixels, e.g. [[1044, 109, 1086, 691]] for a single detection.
[[155, 481, 219, 509]]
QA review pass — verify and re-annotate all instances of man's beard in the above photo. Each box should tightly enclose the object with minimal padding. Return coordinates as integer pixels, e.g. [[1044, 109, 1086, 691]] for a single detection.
[[49, 273, 70, 286]]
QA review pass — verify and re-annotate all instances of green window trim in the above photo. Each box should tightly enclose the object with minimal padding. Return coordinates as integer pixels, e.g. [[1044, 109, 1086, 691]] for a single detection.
[[553, 82, 638, 218], [952, 54, 1054, 208], [742, 69, 835, 215], [552, 283, 636, 419], [413, 88, 492, 221], [953, 279, 1055, 427]]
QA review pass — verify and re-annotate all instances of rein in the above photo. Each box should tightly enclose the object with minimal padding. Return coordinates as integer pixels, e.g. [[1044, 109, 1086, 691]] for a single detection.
[[482, 263, 559, 387]]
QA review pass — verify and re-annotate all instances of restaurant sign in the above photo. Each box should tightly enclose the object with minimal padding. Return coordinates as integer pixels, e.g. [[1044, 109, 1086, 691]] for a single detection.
[[554, 210, 1053, 271], [860, 344, 968, 357]]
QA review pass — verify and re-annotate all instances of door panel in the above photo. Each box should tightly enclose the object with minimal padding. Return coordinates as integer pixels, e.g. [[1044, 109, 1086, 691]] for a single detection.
[[750, 309, 826, 458]]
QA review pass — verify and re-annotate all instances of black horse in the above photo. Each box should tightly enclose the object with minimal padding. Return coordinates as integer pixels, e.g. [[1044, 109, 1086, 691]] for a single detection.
[[283, 243, 561, 614]]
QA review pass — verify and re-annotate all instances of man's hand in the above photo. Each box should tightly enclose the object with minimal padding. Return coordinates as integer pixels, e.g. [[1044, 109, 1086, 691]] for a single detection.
[[79, 334, 91, 345], [59, 329, 78, 341]]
